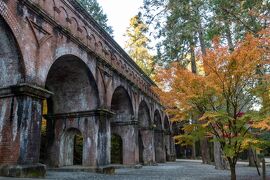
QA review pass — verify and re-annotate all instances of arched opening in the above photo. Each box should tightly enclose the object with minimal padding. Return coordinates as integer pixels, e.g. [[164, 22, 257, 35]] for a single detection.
[[111, 86, 134, 120], [138, 100, 151, 164], [0, 16, 24, 88], [138, 131, 144, 163], [154, 110, 162, 130], [164, 116, 170, 132], [73, 133, 83, 165], [154, 110, 165, 163], [40, 55, 99, 166], [45, 55, 99, 114], [111, 134, 123, 164], [138, 101, 151, 128], [39, 100, 49, 164], [0, 16, 25, 165], [60, 128, 83, 166], [110, 86, 134, 164]]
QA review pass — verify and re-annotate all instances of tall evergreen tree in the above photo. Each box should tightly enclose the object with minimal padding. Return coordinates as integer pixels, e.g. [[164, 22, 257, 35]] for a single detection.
[[207, 0, 269, 50], [143, 0, 213, 165], [78, 0, 113, 35], [125, 13, 155, 77]]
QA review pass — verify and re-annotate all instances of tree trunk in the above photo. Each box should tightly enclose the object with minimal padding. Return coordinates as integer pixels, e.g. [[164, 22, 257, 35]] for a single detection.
[[190, 40, 197, 74], [249, 147, 255, 166], [197, 18, 207, 56], [229, 162, 237, 180], [249, 148, 261, 167], [214, 141, 228, 169], [191, 142, 196, 159], [224, 20, 234, 51], [200, 138, 211, 164]]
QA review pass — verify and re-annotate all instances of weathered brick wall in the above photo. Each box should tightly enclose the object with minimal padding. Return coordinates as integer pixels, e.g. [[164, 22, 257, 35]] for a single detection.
[[0, 97, 20, 165], [0, 85, 51, 165], [0, 0, 175, 172], [46, 55, 99, 114], [47, 110, 111, 167], [0, 17, 23, 88]]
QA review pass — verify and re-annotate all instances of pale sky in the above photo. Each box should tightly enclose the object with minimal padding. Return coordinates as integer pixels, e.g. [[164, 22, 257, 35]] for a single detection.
[[97, 0, 144, 48]]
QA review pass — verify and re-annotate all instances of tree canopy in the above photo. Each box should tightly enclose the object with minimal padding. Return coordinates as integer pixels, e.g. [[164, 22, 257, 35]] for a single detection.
[[78, 0, 113, 35], [125, 13, 155, 77], [153, 27, 270, 180], [141, 0, 270, 66]]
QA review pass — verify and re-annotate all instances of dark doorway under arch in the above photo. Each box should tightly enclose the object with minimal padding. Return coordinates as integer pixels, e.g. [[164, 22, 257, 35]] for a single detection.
[[138, 131, 144, 164], [111, 134, 123, 164], [73, 133, 83, 165], [60, 128, 83, 166]]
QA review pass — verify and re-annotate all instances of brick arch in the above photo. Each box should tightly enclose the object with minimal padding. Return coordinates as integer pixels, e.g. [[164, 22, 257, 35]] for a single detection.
[[55, 6, 69, 27], [0, 2, 26, 81], [69, 17, 79, 35], [59, 128, 83, 166], [80, 26, 88, 44], [45, 54, 100, 114], [0, 2, 22, 41], [88, 34, 96, 48], [0, 17, 25, 88], [110, 86, 134, 117], [154, 110, 162, 130], [164, 115, 170, 131], [36, 41, 98, 88], [42, 43, 102, 103], [53, 46, 96, 77], [96, 40, 103, 54], [109, 83, 134, 112], [138, 100, 151, 128], [43, 0, 56, 17]]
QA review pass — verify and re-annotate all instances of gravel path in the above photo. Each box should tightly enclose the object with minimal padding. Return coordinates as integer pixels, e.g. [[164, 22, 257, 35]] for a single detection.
[[0, 160, 268, 180]]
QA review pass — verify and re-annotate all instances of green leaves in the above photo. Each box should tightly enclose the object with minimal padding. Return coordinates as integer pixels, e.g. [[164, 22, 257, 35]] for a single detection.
[[77, 0, 113, 35], [125, 14, 155, 77]]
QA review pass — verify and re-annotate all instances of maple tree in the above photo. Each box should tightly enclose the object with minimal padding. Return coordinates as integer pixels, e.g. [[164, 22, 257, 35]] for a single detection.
[[153, 28, 270, 180], [142, 0, 270, 166]]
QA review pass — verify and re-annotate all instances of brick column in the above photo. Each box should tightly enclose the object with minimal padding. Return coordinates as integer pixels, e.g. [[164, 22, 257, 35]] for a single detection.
[[96, 109, 113, 166], [0, 84, 52, 177], [170, 135, 176, 161], [139, 128, 155, 165], [154, 130, 166, 163], [111, 117, 139, 165], [164, 131, 176, 161]]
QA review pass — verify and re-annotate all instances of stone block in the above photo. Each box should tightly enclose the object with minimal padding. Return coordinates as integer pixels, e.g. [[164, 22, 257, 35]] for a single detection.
[[0, 163, 46, 178]]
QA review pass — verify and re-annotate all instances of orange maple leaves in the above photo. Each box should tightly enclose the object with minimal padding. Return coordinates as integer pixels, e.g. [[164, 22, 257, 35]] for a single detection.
[[153, 27, 270, 131]]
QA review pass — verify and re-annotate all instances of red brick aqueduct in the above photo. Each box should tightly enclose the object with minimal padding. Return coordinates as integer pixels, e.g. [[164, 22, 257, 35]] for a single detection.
[[0, 0, 176, 177]]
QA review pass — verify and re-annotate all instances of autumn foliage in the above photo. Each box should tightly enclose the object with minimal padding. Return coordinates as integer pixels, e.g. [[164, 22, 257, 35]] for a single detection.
[[153, 28, 270, 179]]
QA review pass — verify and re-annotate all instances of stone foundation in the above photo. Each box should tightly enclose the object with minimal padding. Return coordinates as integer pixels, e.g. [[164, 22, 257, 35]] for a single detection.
[[0, 164, 46, 178]]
